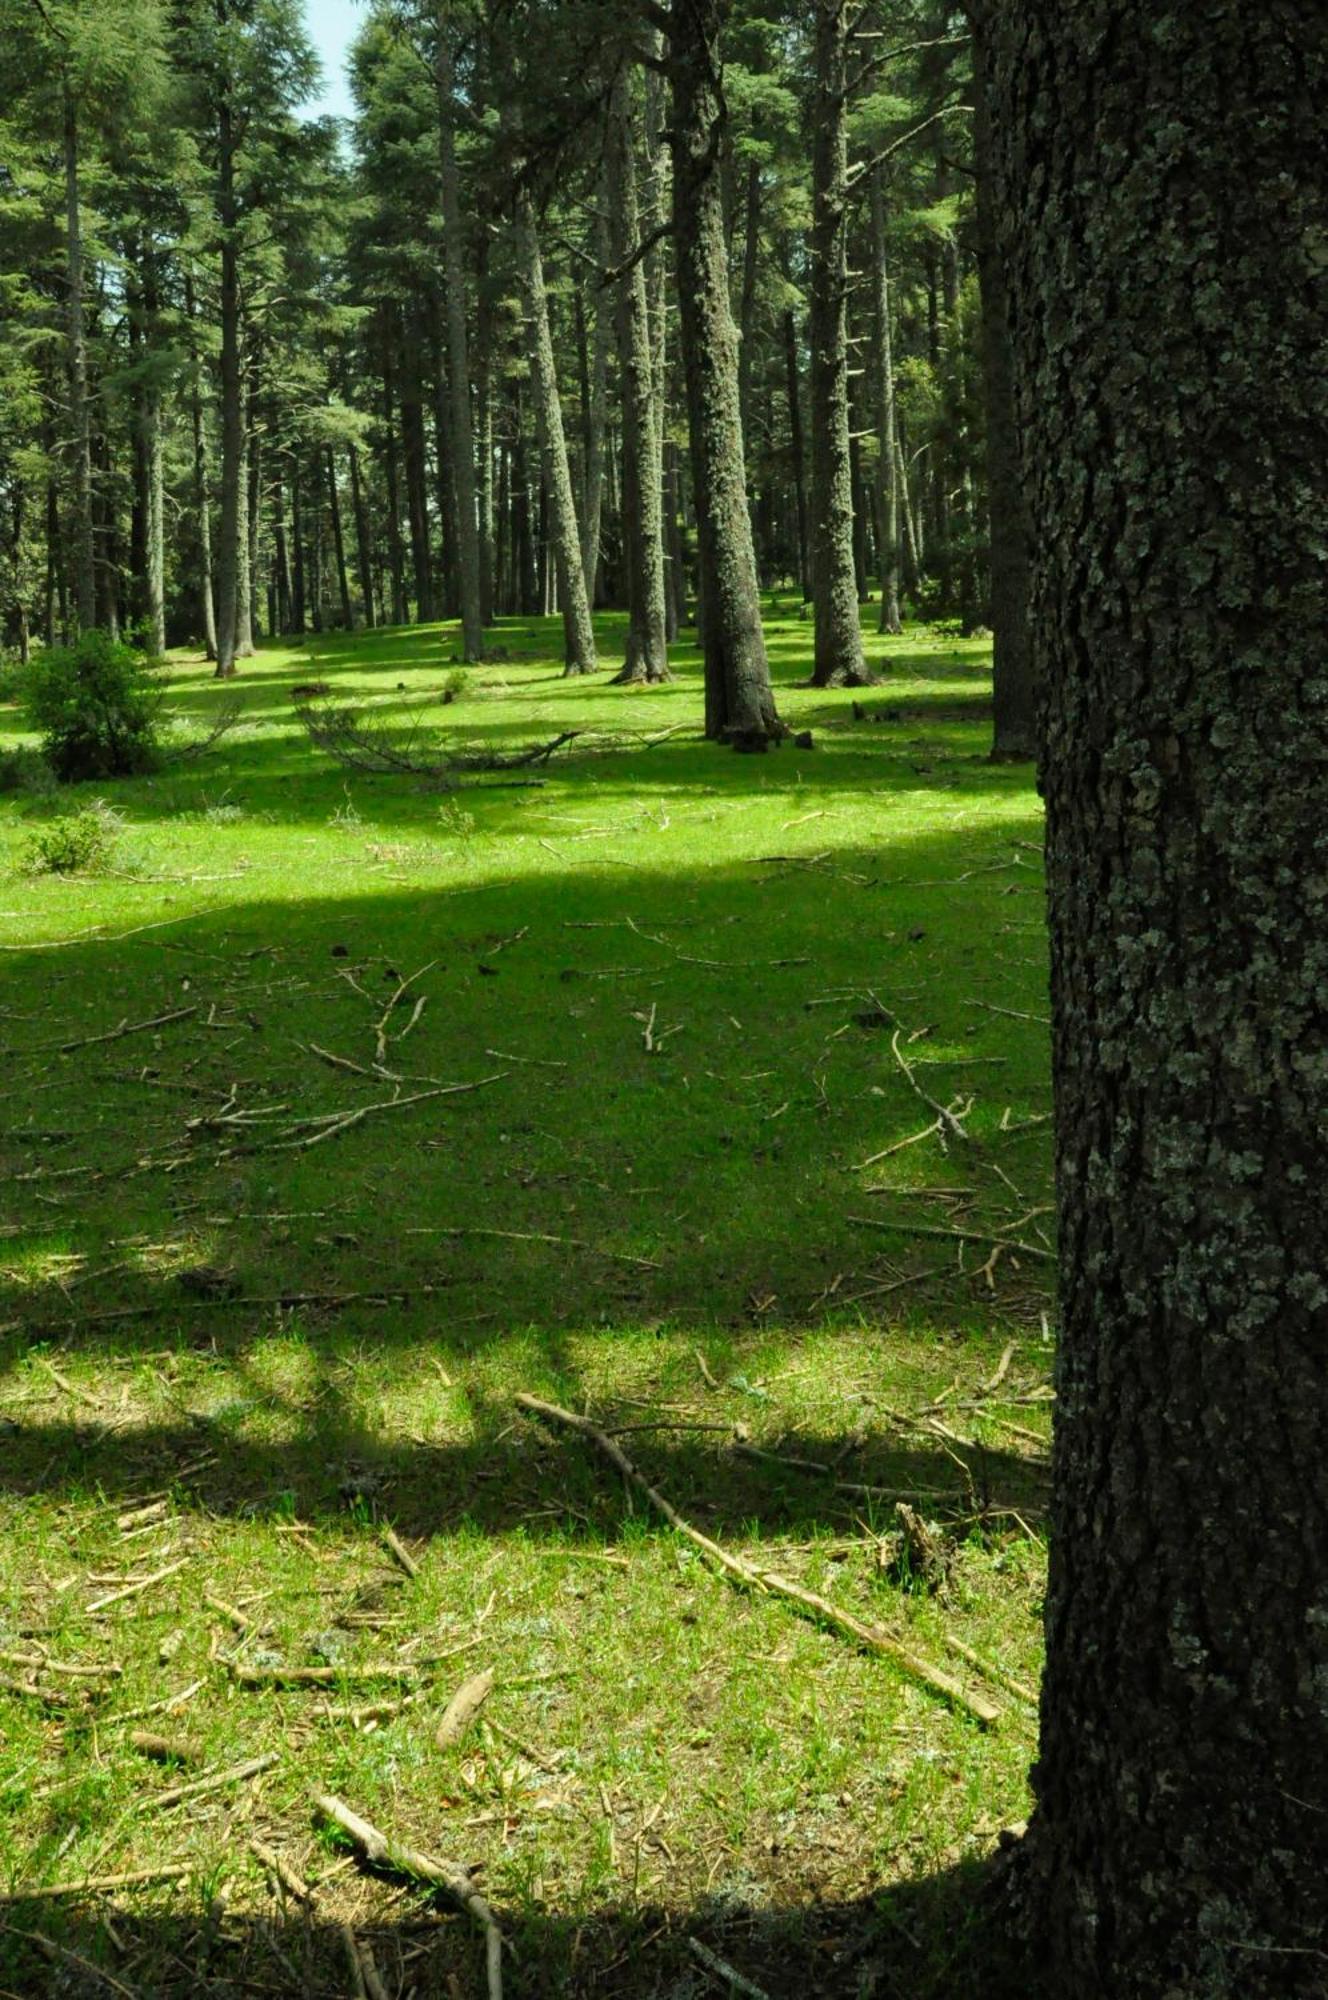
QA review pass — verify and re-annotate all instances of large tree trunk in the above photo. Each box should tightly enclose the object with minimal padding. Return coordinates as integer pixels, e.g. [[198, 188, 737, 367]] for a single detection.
[[516, 189, 597, 676], [972, 16, 1034, 761], [435, 22, 484, 660], [667, 0, 780, 744], [606, 64, 670, 685], [62, 79, 95, 632], [985, 5, 1328, 1994], [808, 0, 869, 686], [870, 171, 902, 637]]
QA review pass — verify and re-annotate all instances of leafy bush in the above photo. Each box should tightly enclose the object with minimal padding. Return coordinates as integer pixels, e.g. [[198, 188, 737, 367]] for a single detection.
[[0, 746, 57, 798], [441, 666, 470, 705], [22, 630, 161, 781], [21, 801, 124, 875]]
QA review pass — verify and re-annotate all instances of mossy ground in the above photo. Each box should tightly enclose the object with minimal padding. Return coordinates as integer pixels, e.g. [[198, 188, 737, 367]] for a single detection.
[[0, 601, 1050, 1996]]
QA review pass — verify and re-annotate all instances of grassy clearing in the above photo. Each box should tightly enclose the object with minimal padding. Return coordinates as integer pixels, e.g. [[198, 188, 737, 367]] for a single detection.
[[0, 601, 1050, 1997]]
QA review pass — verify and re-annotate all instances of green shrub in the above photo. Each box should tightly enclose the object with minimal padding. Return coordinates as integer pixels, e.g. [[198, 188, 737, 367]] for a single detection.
[[441, 666, 470, 705], [21, 802, 123, 875], [0, 746, 57, 798], [22, 630, 161, 781]]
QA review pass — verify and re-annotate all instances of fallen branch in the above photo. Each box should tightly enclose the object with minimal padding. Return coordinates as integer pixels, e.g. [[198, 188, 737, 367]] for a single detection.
[[434, 1667, 494, 1750], [407, 1224, 660, 1270], [248, 1837, 315, 1905], [298, 695, 578, 789], [515, 1394, 999, 1728], [20, 1005, 198, 1060], [145, 1751, 277, 1811], [2, 1863, 190, 1903], [87, 1558, 190, 1613], [381, 1524, 420, 1579], [688, 1936, 772, 1999], [314, 1793, 504, 2000], [942, 1636, 1039, 1708], [890, 1030, 970, 1147], [848, 1216, 1055, 1262]]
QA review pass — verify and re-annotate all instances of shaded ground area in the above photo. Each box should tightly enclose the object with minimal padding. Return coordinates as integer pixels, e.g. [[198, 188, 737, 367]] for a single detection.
[[0, 605, 1047, 1994]]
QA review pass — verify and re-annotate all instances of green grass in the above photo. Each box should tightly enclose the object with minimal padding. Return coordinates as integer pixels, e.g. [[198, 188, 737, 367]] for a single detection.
[[0, 600, 1050, 1996]]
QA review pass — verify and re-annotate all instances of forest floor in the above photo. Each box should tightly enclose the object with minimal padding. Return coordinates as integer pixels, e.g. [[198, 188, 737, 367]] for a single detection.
[[0, 601, 1051, 1998]]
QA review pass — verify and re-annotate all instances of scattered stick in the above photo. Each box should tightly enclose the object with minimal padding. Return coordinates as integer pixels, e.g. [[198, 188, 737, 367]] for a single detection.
[[688, 1936, 772, 1998], [434, 1667, 494, 1750], [407, 1224, 660, 1270], [942, 1636, 1040, 1708], [890, 1030, 970, 1147], [145, 1751, 277, 1812], [21, 1005, 199, 1060], [0, 1925, 139, 1999], [232, 1665, 417, 1690], [983, 1341, 1017, 1394], [314, 1793, 504, 2000], [204, 1592, 251, 1633], [515, 1394, 999, 1728], [966, 1000, 1050, 1028], [848, 1217, 1054, 1261], [2, 1864, 190, 1903], [100, 1679, 206, 1727], [87, 1558, 190, 1613], [249, 1838, 315, 1905], [381, 1524, 420, 1579], [34, 1356, 100, 1409], [485, 1718, 561, 1773]]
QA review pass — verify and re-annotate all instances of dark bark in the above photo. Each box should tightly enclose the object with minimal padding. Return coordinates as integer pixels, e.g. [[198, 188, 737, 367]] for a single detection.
[[185, 276, 218, 660], [517, 189, 597, 676], [215, 76, 241, 677], [435, 25, 484, 659], [380, 335, 408, 627], [667, 0, 781, 744], [327, 447, 352, 630], [348, 443, 375, 630], [399, 314, 435, 622], [290, 467, 305, 635], [985, 5, 1328, 1994], [62, 77, 95, 632], [430, 299, 461, 618], [808, 0, 869, 686], [870, 171, 902, 636], [606, 63, 670, 685], [271, 467, 292, 635], [971, 16, 1034, 760], [782, 307, 809, 603]]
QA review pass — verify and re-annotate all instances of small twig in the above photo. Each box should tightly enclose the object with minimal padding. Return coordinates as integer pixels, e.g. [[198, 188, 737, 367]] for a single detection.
[[87, 1558, 190, 1613], [22, 1005, 199, 1059], [849, 1217, 1055, 1261], [3, 1864, 190, 1904], [381, 1524, 420, 1579], [314, 1794, 504, 2000], [891, 1030, 970, 1146], [942, 1636, 1039, 1708], [407, 1224, 660, 1270], [688, 1935, 773, 1998], [249, 1838, 315, 1905], [145, 1751, 277, 1811]]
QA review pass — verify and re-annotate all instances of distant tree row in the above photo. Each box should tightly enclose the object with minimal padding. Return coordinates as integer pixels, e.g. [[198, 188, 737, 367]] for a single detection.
[[0, 0, 1034, 754]]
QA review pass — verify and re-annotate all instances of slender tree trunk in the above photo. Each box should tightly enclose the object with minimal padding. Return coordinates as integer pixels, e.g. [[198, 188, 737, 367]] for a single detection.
[[400, 313, 434, 621], [348, 443, 375, 629], [435, 24, 484, 659], [430, 301, 461, 618], [271, 467, 291, 634], [215, 80, 241, 676], [984, 6, 1328, 1994], [667, 0, 780, 744], [808, 0, 869, 686], [235, 367, 254, 657], [184, 276, 218, 659], [665, 441, 687, 633], [972, 17, 1035, 760], [579, 200, 611, 606], [737, 155, 761, 453], [783, 307, 810, 603], [62, 78, 95, 632], [380, 336, 407, 627], [327, 447, 352, 629], [606, 64, 669, 684], [517, 189, 597, 675], [870, 170, 902, 637], [475, 252, 494, 628], [290, 466, 305, 634]]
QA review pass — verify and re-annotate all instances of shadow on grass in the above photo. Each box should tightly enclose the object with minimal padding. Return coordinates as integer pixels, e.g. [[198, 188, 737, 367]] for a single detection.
[[0, 1851, 1040, 1998]]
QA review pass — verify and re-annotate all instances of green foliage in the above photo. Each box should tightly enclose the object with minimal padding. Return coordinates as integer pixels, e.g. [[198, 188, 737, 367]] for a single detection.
[[22, 630, 161, 780], [0, 744, 56, 797], [20, 799, 123, 874], [441, 665, 469, 703]]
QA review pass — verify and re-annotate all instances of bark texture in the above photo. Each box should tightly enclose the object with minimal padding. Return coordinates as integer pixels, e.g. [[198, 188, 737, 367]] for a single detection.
[[808, 0, 869, 686], [61, 79, 95, 632], [435, 22, 484, 660], [668, 0, 780, 743], [516, 190, 597, 677], [985, 5, 1328, 1994], [606, 64, 670, 685], [870, 171, 902, 637], [972, 16, 1034, 759]]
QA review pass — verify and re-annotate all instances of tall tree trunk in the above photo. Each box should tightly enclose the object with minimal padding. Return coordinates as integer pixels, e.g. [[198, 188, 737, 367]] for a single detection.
[[579, 200, 611, 606], [972, 17, 1034, 760], [985, 6, 1328, 1993], [808, 0, 869, 686], [215, 79, 241, 677], [516, 189, 597, 676], [870, 170, 902, 636], [606, 64, 669, 684], [511, 382, 538, 616], [185, 275, 218, 659], [235, 367, 255, 656], [400, 313, 434, 621], [271, 466, 291, 634], [327, 447, 352, 630], [290, 466, 305, 634], [737, 156, 761, 454], [667, 0, 781, 744], [435, 23, 484, 660], [62, 78, 95, 632], [348, 443, 375, 629], [783, 307, 810, 603], [380, 336, 408, 627], [474, 251, 495, 628], [430, 301, 461, 618]]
